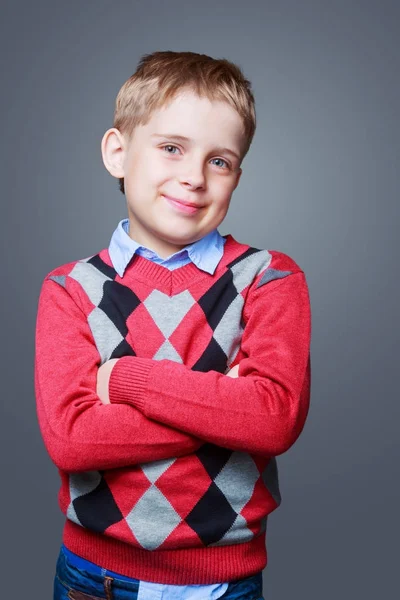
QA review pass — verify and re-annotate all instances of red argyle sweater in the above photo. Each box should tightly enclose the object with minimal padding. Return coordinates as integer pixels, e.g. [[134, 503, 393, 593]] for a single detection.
[[34, 234, 311, 584]]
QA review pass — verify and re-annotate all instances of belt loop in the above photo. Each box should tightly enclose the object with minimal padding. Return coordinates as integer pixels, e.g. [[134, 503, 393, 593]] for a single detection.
[[104, 575, 114, 600]]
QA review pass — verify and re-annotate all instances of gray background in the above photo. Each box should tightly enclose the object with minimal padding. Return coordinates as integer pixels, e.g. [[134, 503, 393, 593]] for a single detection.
[[1, 0, 398, 598]]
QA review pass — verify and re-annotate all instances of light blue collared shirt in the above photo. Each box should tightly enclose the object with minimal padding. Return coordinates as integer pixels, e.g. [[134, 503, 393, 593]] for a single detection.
[[76, 218, 229, 598], [108, 219, 226, 277]]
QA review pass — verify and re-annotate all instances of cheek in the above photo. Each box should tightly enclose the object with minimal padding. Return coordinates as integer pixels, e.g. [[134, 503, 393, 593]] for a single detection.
[[129, 167, 160, 193], [213, 179, 235, 203], [149, 157, 176, 186]]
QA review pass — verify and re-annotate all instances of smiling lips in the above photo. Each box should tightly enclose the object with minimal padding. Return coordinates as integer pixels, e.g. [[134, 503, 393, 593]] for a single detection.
[[162, 195, 204, 215]]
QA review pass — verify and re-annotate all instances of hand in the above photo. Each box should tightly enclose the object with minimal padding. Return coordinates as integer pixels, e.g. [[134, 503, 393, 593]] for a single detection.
[[96, 358, 119, 404], [225, 364, 240, 378]]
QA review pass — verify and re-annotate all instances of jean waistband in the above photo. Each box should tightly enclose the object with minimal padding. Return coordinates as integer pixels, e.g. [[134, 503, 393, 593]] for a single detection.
[[62, 544, 140, 583]]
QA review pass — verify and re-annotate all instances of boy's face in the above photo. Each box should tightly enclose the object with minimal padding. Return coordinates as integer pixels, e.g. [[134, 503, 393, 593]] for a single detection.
[[102, 90, 245, 258]]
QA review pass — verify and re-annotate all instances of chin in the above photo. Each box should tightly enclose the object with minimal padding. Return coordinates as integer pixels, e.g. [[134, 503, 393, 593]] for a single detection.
[[164, 235, 197, 247], [161, 228, 202, 243]]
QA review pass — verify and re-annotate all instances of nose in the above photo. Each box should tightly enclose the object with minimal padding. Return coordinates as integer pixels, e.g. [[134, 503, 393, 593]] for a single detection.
[[179, 161, 206, 190]]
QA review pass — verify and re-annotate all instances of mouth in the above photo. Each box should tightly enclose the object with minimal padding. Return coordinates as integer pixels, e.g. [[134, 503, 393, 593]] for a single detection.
[[162, 195, 204, 215]]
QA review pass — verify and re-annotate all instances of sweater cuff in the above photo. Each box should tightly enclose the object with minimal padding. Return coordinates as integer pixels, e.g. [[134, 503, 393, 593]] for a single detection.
[[109, 356, 155, 412]]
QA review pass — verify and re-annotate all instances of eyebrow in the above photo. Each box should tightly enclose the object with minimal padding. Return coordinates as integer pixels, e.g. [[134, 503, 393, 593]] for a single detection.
[[150, 133, 240, 161]]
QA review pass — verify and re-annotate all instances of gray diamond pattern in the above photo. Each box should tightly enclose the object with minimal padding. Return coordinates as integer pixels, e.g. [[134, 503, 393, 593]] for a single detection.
[[125, 486, 182, 550], [69, 261, 111, 306], [88, 306, 124, 364], [231, 250, 272, 293], [257, 268, 292, 288], [214, 452, 260, 514], [213, 293, 245, 357], [49, 275, 66, 288], [143, 289, 195, 338]]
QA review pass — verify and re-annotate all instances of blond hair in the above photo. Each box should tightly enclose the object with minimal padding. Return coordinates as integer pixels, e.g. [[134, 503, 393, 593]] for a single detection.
[[113, 51, 256, 193]]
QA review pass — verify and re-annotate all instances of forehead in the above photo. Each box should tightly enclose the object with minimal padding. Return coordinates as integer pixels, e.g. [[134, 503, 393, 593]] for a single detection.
[[142, 90, 246, 153]]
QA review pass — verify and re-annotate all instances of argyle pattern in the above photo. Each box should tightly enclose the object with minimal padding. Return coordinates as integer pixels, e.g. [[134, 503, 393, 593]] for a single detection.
[[65, 446, 281, 551], [49, 244, 291, 551]]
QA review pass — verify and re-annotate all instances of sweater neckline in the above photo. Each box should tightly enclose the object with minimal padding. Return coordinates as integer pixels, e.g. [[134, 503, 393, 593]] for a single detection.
[[100, 234, 241, 293]]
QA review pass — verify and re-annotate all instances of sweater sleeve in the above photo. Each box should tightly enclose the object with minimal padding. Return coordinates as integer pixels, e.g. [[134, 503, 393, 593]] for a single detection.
[[109, 271, 312, 457], [34, 277, 203, 473]]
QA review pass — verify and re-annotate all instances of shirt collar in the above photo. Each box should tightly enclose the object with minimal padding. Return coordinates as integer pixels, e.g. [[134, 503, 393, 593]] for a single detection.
[[108, 219, 225, 277]]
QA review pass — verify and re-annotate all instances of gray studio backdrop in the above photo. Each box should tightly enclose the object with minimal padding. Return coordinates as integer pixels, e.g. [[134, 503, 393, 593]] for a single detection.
[[1, 1, 398, 598]]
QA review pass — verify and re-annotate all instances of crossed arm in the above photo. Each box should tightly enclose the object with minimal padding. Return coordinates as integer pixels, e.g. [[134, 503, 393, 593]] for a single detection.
[[34, 278, 239, 473], [96, 359, 239, 403], [94, 271, 310, 459], [35, 271, 310, 473]]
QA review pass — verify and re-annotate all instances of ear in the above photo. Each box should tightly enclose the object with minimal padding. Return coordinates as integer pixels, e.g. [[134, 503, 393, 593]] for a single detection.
[[101, 128, 127, 179], [233, 167, 242, 190]]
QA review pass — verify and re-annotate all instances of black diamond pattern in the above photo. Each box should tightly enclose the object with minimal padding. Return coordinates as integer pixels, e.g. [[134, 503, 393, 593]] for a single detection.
[[195, 443, 232, 479], [197, 270, 238, 330], [185, 482, 237, 545], [191, 336, 227, 373], [98, 280, 141, 337], [73, 477, 123, 533]]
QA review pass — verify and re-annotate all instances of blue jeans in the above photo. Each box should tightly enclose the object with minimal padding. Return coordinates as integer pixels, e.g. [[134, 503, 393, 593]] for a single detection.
[[54, 545, 264, 599]]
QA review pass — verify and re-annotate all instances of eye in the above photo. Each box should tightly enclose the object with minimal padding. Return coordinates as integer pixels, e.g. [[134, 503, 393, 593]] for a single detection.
[[161, 144, 181, 155], [211, 157, 230, 170]]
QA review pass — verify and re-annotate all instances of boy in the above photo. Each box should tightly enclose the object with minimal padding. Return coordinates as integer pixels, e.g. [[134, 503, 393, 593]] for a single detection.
[[35, 51, 311, 600]]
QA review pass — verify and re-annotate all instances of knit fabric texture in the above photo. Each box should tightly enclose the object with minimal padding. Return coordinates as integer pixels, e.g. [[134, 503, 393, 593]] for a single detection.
[[34, 233, 312, 584]]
